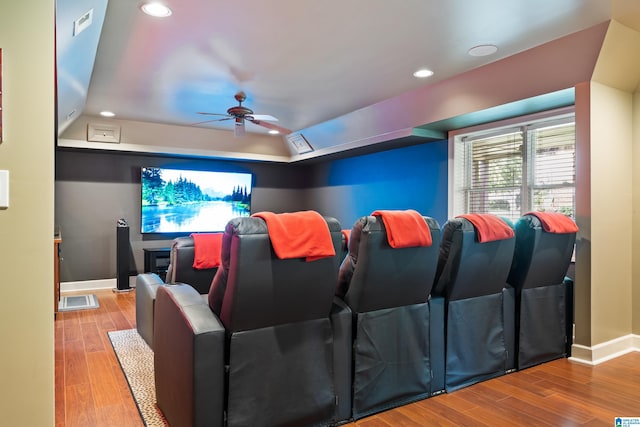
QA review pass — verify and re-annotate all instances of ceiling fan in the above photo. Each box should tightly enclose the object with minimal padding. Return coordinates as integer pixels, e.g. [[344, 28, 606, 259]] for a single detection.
[[195, 91, 291, 137]]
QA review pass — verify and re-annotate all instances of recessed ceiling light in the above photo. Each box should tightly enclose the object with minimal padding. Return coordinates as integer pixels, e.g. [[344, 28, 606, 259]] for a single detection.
[[100, 111, 115, 117], [268, 130, 280, 135], [413, 68, 434, 78], [140, 2, 172, 18], [468, 44, 498, 57]]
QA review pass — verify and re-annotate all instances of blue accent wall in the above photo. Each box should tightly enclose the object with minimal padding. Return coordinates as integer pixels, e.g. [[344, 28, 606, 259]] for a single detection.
[[308, 140, 449, 229]]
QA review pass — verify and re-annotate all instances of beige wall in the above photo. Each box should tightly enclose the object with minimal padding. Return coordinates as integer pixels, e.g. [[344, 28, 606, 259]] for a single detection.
[[589, 82, 633, 344], [573, 18, 640, 352], [59, 115, 293, 162], [573, 82, 592, 346], [0, 1, 55, 426], [598, 16, 640, 342], [633, 90, 640, 335]]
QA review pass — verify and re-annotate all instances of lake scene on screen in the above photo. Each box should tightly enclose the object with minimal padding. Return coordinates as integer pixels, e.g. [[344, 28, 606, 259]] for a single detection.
[[141, 167, 252, 233]]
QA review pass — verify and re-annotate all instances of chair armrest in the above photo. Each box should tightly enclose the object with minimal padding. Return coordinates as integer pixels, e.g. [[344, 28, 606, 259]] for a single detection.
[[154, 284, 226, 427], [135, 273, 165, 349]]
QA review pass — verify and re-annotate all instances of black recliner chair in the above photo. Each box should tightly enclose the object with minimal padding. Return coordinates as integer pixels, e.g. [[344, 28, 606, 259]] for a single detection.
[[153, 213, 352, 427], [432, 214, 516, 392], [136, 235, 220, 349], [337, 212, 444, 419], [507, 212, 577, 370]]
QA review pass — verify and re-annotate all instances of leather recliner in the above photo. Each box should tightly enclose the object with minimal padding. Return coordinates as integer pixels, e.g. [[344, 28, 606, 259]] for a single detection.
[[136, 235, 219, 349], [336, 214, 444, 419], [432, 215, 516, 392], [153, 215, 352, 427], [507, 213, 577, 370]]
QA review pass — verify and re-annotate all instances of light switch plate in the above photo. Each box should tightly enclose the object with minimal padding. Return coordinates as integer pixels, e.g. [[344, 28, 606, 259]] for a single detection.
[[0, 170, 8, 209]]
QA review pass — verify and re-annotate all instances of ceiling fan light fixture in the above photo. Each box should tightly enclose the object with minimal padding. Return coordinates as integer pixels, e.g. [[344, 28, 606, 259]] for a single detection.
[[468, 44, 498, 57], [100, 110, 115, 117], [140, 2, 172, 18], [234, 117, 245, 137], [413, 68, 434, 78]]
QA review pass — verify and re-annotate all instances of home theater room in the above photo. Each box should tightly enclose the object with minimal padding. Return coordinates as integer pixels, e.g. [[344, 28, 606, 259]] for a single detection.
[[2, 0, 640, 426]]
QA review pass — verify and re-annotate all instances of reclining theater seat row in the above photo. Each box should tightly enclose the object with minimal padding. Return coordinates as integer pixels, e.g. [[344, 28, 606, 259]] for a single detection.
[[432, 211, 578, 391], [140, 209, 577, 426], [430, 211, 577, 391], [153, 212, 352, 427]]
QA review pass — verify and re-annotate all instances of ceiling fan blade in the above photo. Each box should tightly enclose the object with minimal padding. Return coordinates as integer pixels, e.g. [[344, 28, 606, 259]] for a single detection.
[[248, 118, 292, 135], [190, 116, 233, 126], [249, 114, 278, 121], [196, 112, 230, 117]]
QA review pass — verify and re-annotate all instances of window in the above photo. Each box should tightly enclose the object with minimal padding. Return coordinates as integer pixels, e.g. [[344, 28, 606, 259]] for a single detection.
[[450, 111, 575, 222]]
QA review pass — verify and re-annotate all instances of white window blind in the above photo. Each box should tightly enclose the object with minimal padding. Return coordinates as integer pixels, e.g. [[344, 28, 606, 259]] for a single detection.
[[453, 115, 575, 222], [528, 121, 575, 217]]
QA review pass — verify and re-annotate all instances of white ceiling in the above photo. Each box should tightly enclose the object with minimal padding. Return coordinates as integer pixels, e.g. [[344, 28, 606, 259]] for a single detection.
[[56, 0, 613, 158]]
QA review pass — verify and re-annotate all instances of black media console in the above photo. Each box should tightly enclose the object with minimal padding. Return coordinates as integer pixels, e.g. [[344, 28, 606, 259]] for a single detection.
[[143, 247, 171, 281]]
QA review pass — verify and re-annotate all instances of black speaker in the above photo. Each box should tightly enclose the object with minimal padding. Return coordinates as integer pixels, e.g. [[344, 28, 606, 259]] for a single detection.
[[116, 224, 131, 291]]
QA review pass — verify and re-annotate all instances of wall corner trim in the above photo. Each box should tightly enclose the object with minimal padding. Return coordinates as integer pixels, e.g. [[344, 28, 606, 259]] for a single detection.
[[60, 278, 124, 293], [569, 334, 640, 365]]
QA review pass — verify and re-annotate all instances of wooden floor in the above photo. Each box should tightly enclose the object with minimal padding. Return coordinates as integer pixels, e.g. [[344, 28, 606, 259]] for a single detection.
[[55, 289, 143, 427], [56, 289, 640, 426]]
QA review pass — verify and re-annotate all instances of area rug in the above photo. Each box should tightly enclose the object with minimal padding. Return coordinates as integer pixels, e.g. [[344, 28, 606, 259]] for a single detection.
[[58, 294, 99, 312], [108, 329, 168, 426]]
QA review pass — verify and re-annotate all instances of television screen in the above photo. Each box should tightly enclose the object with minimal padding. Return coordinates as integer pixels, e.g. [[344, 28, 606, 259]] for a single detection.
[[141, 167, 252, 234]]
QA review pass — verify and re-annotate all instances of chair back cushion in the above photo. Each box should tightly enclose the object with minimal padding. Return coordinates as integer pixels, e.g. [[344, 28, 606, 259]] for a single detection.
[[209, 215, 342, 332], [167, 236, 219, 294], [508, 213, 576, 290], [337, 215, 440, 313], [433, 216, 515, 300]]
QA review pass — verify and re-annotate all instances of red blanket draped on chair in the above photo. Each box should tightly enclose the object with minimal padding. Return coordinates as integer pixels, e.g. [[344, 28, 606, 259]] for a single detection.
[[524, 211, 579, 233], [371, 209, 432, 248], [456, 214, 514, 243], [191, 233, 223, 269], [252, 211, 336, 261]]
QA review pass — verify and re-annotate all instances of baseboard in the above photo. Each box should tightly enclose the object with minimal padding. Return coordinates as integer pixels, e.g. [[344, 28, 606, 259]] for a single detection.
[[60, 276, 136, 294], [569, 334, 640, 365]]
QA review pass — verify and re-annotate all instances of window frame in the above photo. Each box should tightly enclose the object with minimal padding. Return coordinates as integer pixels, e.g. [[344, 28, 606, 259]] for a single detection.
[[447, 106, 576, 220]]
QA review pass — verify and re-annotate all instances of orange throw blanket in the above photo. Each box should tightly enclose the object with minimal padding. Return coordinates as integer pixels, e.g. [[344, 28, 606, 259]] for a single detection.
[[371, 209, 432, 248], [190, 233, 223, 269], [252, 211, 336, 261], [525, 211, 579, 234], [457, 214, 515, 243]]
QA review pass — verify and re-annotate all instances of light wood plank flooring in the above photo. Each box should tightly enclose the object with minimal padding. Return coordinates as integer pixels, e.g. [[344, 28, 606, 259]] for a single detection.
[[56, 289, 142, 427], [56, 289, 640, 426]]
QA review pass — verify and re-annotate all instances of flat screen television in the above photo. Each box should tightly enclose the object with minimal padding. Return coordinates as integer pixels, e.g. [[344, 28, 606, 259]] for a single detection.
[[141, 167, 252, 234]]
